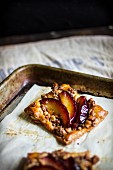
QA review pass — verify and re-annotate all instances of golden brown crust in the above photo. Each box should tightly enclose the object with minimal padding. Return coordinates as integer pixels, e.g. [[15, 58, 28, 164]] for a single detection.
[[24, 83, 108, 145], [23, 149, 99, 170]]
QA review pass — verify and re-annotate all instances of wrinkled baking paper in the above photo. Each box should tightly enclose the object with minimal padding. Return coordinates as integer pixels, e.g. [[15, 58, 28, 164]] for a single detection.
[[0, 85, 113, 170]]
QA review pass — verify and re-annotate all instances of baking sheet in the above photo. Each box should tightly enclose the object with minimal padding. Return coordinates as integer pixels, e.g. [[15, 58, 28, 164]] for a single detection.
[[0, 84, 113, 170]]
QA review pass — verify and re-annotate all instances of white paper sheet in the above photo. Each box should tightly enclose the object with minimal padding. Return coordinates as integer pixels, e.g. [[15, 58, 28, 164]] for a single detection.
[[0, 85, 113, 170]]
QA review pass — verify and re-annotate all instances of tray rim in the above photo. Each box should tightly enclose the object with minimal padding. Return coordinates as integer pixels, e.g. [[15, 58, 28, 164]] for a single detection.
[[1, 64, 113, 86]]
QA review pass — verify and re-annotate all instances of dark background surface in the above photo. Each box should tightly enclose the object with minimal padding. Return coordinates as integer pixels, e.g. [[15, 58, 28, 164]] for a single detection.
[[0, 0, 113, 38]]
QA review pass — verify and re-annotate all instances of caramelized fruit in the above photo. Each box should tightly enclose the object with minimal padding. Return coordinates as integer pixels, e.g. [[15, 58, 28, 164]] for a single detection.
[[39, 156, 66, 170], [41, 91, 89, 128], [40, 98, 69, 127], [59, 91, 77, 124], [76, 96, 89, 124], [28, 166, 57, 170]]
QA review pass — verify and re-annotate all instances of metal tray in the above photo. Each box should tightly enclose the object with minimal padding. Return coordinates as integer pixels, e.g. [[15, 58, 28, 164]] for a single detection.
[[0, 64, 113, 121]]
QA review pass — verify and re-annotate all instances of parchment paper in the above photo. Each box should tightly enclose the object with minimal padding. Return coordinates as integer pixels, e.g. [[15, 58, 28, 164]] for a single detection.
[[0, 85, 113, 170]]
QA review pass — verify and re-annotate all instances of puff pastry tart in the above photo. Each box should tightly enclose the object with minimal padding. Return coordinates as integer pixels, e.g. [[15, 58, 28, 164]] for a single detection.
[[23, 149, 99, 170], [24, 83, 108, 145]]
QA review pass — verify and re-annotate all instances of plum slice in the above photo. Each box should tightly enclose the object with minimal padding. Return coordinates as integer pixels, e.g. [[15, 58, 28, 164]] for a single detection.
[[75, 96, 89, 124], [59, 91, 77, 124], [39, 156, 67, 170], [40, 98, 69, 127], [28, 166, 57, 170]]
